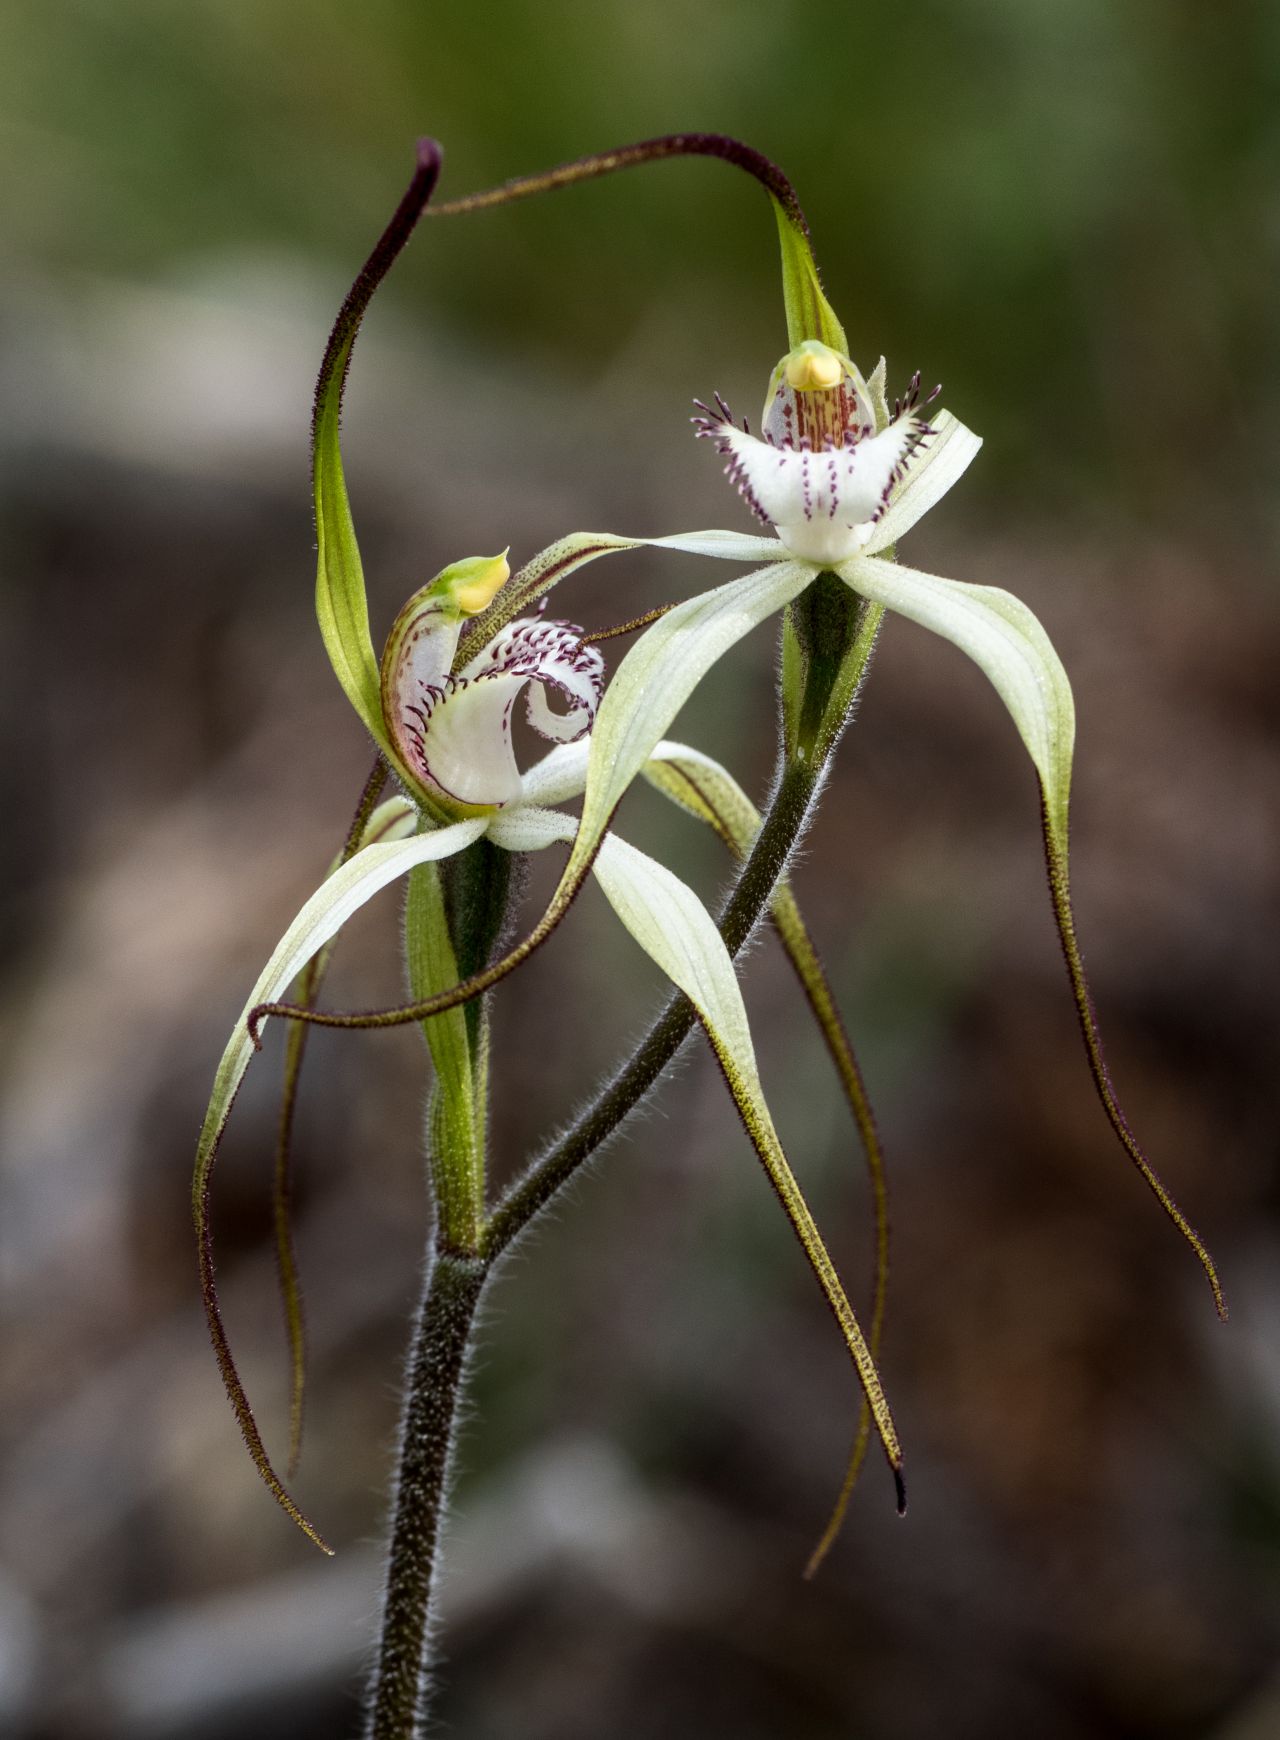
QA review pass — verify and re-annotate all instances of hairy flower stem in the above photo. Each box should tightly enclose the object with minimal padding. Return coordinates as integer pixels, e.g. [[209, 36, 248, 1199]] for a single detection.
[[369, 579, 875, 1734], [365, 1247, 487, 1740]]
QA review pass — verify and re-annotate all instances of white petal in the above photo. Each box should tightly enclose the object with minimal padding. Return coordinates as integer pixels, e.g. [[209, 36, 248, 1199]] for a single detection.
[[485, 803, 576, 853], [645, 529, 788, 562], [839, 553, 1075, 839], [516, 739, 593, 808], [864, 409, 982, 556], [194, 817, 486, 1182]]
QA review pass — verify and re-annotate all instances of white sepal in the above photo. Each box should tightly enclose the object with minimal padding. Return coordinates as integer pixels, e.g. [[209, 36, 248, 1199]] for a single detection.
[[839, 553, 1075, 842]]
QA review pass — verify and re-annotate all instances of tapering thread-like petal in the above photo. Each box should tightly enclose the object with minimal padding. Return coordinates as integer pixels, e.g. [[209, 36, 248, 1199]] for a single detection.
[[193, 817, 485, 1548], [838, 554, 1222, 1311], [272, 767, 402, 1475], [643, 742, 892, 1562], [1041, 807, 1227, 1317], [589, 829, 904, 1505]]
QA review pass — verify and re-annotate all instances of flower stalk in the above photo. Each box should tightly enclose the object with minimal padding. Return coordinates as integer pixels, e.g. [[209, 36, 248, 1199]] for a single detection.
[[367, 1247, 488, 1740]]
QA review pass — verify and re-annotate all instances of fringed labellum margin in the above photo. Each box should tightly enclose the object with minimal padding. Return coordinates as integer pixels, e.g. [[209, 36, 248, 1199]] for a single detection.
[[695, 340, 938, 568], [383, 585, 604, 813]]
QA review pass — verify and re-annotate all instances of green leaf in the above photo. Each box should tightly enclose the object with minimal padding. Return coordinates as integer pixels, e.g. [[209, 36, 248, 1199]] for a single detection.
[[839, 553, 1076, 845], [192, 812, 485, 1550], [589, 830, 904, 1502]]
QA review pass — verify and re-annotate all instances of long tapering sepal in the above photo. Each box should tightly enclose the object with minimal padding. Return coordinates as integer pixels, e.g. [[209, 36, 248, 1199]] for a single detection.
[[313, 139, 442, 762], [193, 815, 484, 1547], [643, 742, 891, 1563], [588, 829, 904, 1508], [1041, 805, 1226, 1318], [272, 760, 392, 1475]]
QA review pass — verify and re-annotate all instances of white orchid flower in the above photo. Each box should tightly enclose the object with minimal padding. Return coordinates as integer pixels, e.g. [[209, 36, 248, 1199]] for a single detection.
[[379, 553, 604, 811], [194, 542, 901, 1551], [572, 331, 1220, 1313]]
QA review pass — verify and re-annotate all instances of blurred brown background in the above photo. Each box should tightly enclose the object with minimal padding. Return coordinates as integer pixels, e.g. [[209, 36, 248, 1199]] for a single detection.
[[2, 2, 1278, 1735]]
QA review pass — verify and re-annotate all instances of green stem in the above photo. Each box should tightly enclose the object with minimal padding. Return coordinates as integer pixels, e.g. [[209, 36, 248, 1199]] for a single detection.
[[365, 1248, 488, 1740]]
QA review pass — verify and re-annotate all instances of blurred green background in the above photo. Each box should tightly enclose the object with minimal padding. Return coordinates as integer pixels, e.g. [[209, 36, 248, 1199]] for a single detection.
[[2, 3, 1278, 1736]]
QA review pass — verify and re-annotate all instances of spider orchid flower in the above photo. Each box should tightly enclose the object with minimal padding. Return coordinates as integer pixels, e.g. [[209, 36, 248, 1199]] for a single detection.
[[192, 543, 902, 1552], [555, 327, 1222, 1316], [379, 552, 603, 812]]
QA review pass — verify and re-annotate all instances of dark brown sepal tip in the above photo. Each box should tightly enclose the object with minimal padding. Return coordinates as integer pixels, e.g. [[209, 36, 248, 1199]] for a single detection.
[[894, 1466, 907, 1517]]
